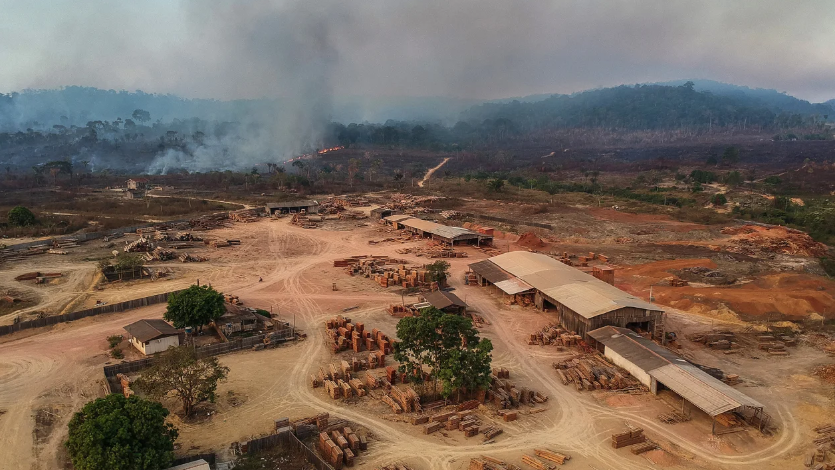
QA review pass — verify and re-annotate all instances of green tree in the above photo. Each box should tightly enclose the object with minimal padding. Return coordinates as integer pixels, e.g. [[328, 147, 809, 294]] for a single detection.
[[66, 394, 177, 470], [487, 178, 505, 192], [724, 170, 743, 187], [132, 109, 151, 124], [393, 307, 492, 399], [134, 346, 229, 417], [712, 193, 728, 205], [8, 205, 36, 226], [163, 284, 225, 332], [425, 260, 450, 285]]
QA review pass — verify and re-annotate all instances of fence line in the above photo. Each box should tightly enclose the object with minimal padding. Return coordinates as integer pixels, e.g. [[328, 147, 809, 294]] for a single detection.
[[103, 331, 295, 380], [244, 431, 333, 470], [0, 290, 184, 337]]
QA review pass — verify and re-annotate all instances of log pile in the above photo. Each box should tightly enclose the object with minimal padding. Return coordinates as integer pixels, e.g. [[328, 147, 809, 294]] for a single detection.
[[553, 355, 641, 392], [188, 213, 229, 231], [528, 324, 581, 346], [611, 428, 646, 449], [229, 208, 259, 222], [143, 246, 175, 261], [124, 236, 153, 252], [488, 372, 548, 409], [178, 252, 207, 262], [521, 455, 554, 470], [387, 304, 420, 317], [291, 212, 318, 228]]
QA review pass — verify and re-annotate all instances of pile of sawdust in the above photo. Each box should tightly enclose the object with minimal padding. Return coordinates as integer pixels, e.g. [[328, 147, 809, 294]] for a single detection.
[[517, 231, 545, 249], [813, 364, 835, 384], [643, 449, 679, 467]]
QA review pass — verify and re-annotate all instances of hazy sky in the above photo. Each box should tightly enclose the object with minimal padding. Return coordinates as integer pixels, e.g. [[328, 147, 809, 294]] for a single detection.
[[2, 0, 834, 102]]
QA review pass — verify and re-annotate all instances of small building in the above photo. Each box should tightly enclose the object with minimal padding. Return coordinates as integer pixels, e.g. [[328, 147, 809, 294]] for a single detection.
[[469, 252, 663, 339], [383, 215, 493, 246], [165, 459, 210, 470], [370, 207, 400, 220], [123, 319, 181, 355], [423, 290, 468, 315], [127, 178, 150, 190], [124, 189, 145, 199], [588, 326, 766, 433], [265, 200, 319, 215], [219, 305, 268, 336]]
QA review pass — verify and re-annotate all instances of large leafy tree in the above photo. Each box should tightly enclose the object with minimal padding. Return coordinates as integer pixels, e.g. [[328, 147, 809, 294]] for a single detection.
[[8, 205, 36, 226], [134, 346, 229, 417], [425, 260, 450, 285], [66, 394, 177, 470], [393, 307, 492, 399], [164, 284, 225, 332]]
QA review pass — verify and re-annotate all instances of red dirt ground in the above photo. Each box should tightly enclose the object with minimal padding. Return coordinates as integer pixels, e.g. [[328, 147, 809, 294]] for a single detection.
[[587, 208, 708, 233]]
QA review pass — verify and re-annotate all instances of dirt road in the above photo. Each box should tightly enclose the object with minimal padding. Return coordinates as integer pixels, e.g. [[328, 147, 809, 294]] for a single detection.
[[418, 157, 450, 187], [0, 218, 823, 469]]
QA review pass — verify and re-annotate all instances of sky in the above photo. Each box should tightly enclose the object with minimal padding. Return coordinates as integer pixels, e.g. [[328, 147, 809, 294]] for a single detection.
[[1, 0, 835, 103]]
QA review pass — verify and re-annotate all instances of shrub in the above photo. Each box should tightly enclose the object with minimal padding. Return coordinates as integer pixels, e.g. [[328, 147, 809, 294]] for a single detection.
[[712, 193, 728, 206], [107, 335, 123, 348], [110, 347, 124, 359], [8, 206, 36, 226]]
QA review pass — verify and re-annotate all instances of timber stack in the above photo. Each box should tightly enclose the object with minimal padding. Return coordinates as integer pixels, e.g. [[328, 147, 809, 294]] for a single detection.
[[469, 457, 522, 470], [553, 355, 641, 392], [611, 428, 646, 449]]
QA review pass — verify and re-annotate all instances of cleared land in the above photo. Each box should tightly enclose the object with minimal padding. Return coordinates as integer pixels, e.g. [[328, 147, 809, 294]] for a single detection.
[[0, 207, 833, 470]]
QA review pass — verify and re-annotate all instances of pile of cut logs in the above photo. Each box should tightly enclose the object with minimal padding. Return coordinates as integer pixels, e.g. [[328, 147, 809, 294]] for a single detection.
[[488, 371, 548, 409], [553, 355, 641, 392], [469, 456, 521, 470], [529, 324, 581, 347]]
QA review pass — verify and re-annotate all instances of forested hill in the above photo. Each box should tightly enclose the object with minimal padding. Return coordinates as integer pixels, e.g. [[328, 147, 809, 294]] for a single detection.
[[461, 83, 834, 132]]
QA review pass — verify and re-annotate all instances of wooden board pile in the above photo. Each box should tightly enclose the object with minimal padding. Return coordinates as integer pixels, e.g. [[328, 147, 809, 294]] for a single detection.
[[117, 373, 134, 398], [533, 449, 570, 465], [386, 304, 420, 317], [757, 335, 792, 356], [658, 411, 691, 424], [291, 212, 318, 228], [469, 456, 522, 470], [53, 238, 80, 249], [339, 210, 368, 220], [715, 412, 743, 428], [318, 425, 367, 469], [553, 355, 641, 392], [188, 213, 229, 231], [416, 408, 486, 438], [805, 425, 835, 468], [325, 315, 393, 354], [488, 371, 548, 409], [229, 208, 259, 222], [178, 253, 207, 263], [124, 236, 152, 252], [382, 386, 422, 414], [143, 246, 175, 261], [224, 294, 242, 305], [611, 428, 646, 449], [670, 277, 689, 287]]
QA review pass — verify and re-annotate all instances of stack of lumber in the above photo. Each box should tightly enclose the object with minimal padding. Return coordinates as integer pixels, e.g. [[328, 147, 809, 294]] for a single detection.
[[533, 449, 570, 465], [630, 442, 657, 455], [482, 426, 503, 440], [488, 373, 548, 409], [521, 455, 554, 470], [553, 355, 640, 392], [124, 236, 152, 252], [229, 208, 259, 222], [528, 324, 569, 346], [381, 394, 403, 413], [714, 413, 742, 427], [658, 411, 691, 424], [325, 315, 394, 355], [812, 423, 835, 447], [611, 429, 646, 449], [468, 456, 522, 470], [178, 252, 207, 262], [318, 432, 345, 469]]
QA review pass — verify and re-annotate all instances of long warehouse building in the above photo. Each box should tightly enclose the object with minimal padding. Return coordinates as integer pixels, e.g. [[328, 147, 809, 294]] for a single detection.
[[383, 215, 493, 246], [469, 251, 664, 339]]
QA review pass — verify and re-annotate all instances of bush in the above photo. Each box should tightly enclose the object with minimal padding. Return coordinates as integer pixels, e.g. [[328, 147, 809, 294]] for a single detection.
[[107, 335, 123, 348], [712, 193, 728, 206], [255, 308, 271, 318], [110, 347, 124, 359], [8, 206, 36, 226]]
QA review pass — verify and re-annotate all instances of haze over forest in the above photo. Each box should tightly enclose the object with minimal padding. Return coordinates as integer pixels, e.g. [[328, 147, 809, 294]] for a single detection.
[[2, 1, 835, 173]]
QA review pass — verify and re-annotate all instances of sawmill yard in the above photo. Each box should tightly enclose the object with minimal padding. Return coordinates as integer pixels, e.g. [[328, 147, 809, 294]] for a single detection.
[[1, 195, 834, 470]]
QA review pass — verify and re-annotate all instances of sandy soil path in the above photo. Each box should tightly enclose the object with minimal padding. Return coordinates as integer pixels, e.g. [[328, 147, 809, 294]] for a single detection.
[[418, 157, 450, 187]]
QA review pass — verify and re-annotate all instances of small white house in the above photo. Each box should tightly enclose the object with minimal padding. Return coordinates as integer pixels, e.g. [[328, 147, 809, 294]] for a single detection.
[[124, 319, 181, 355]]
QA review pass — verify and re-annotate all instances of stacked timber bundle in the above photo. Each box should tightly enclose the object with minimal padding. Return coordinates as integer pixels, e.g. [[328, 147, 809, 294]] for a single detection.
[[54, 238, 80, 249], [124, 236, 152, 252], [229, 208, 259, 222], [611, 428, 646, 449], [318, 432, 345, 469], [324, 315, 394, 355], [223, 294, 242, 305], [469, 457, 522, 470], [533, 449, 570, 465], [387, 304, 420, 317], [553, 355, 641, 392], [117, 374, 134, 398], [521, 455, 553, 470], [144, 246, 175, 261], [487, 371, 548, 409], [173, 232, 202, 241], [178, 253, 207, 262]]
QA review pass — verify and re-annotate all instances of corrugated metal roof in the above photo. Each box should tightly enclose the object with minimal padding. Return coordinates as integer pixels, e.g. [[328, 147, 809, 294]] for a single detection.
[[384, 214, 412, 223], [589, 326, 764, 417], [469, 260, 513, 284], [124, 319, 180, 343], [401, 218, 442, 233], [425, 290, 467, 310], [266, 200, 319, 209], [488, 251, 660, 318], [494, 278, 534, 295], [588, 326, 679, 371], [432, 225, 481, 240], [649, 364, 763, 416]]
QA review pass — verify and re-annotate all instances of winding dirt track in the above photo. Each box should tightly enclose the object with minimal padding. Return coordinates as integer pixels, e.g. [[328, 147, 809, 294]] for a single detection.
[[0, 219, 806, 469]]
